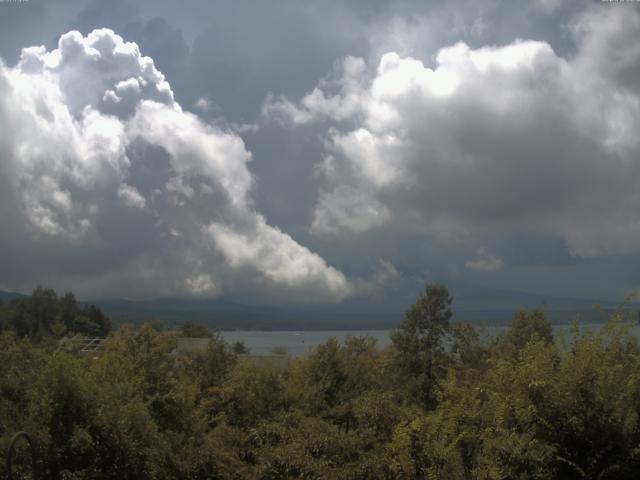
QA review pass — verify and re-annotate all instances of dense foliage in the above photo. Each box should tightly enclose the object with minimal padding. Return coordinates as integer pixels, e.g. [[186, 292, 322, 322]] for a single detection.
[[1, 284, 640, 479], [0, 287, 111, 340], [180, 321, 213, 339]]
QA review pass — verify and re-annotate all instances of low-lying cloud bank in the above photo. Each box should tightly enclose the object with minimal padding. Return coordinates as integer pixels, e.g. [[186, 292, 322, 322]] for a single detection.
[[0, 29, 351, 300]]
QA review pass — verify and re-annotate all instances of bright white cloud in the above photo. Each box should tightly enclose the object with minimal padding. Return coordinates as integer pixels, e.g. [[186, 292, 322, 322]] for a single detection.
[[206, 216, 351, 300], [0, 29, 351, 300], [262, 56, 366, 125], [264, 5, 640, 259], [130, 100, 254, 209]]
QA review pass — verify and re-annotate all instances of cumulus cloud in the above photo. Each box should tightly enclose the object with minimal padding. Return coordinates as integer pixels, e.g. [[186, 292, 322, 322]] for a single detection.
[[205, 216, 351, 300], [0, 28, 351, 300], [465, 249, 503, 272], [117, 184, 146, 209], [185, 273, 219, 296], [311, 185, 390, 235], [263, 5, 640, 260], [262, 56, 367, 126]]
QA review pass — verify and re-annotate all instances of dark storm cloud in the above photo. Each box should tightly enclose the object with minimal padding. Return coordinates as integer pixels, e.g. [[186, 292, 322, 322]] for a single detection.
[[0, 0, 639, 303], [182, 1, 369, 121]]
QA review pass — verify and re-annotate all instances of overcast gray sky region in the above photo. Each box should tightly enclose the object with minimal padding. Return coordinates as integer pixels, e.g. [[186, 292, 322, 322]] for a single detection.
[[0, 0, 639, 306]]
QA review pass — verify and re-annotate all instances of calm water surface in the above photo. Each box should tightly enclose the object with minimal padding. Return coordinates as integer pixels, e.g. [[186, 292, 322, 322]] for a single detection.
[[221, 323, 640, 357], [221, 330, 392, 356]]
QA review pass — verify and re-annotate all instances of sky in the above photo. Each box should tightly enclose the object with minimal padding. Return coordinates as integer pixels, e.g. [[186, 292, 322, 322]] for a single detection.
[[0, 0, 639, 307]]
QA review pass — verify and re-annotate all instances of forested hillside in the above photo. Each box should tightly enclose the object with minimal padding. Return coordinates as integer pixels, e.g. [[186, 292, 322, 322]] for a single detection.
[[1, 285, 640, 479]]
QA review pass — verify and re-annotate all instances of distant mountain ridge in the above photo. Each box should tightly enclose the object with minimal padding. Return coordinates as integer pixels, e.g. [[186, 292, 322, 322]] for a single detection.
[[87, 297, 399, 331], [0, 290, 28, 301], [1, 286, 636, 330], [89, 286, 636, 330]]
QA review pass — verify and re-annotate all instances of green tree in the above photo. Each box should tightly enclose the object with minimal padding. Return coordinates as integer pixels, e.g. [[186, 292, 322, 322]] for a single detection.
[[391, 283, 453, 409], [73, 304, 111, 337], [179, 320, 213, 338], [497, 308, 554, 357], [231, 340, 250, 354], [182, 333, 236, 392], [59, 292, 79, 332], [223, 361, 284, 427], [451, 322, 486, 368]]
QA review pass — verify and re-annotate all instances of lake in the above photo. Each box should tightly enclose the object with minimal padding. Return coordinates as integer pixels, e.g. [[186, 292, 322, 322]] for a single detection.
[[221, 330, 393, 356], [220, 323, 640, 357]]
